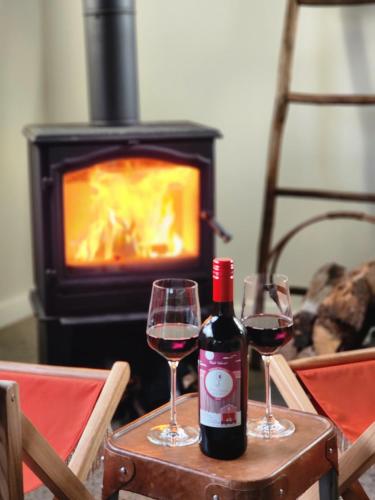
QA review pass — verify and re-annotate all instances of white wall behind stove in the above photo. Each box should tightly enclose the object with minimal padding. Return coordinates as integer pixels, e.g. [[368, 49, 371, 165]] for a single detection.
[[1, 0, 375, 327], [0, 0, 44, 328]]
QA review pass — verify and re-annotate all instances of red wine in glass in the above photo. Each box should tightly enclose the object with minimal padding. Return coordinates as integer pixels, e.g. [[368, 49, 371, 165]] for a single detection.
[[243, 313, 293, 355], [147, 323, 199, 361]]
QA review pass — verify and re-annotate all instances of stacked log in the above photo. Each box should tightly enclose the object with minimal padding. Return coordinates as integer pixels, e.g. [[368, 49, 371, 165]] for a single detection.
[[291, 261, 375, 357]]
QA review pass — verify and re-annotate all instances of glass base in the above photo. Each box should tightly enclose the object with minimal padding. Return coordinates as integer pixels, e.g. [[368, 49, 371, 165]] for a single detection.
[[147, 424, 200, 447], [247, 416, 295, 439]]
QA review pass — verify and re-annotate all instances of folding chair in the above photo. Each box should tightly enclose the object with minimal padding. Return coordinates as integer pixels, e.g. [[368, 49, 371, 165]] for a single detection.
[[0, 360, 130, 499], [270, 348, 375, 500]]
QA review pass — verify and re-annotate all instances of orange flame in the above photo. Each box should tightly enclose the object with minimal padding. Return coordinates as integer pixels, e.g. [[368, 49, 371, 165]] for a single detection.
[[63, 158, 200, 267]]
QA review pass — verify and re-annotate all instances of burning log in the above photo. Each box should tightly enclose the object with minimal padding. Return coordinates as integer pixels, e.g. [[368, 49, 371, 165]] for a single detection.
[[291, 261, 375, 356]]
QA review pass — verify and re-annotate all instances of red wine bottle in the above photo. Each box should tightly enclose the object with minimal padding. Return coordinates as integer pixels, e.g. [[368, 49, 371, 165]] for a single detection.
[[199, 258, 248, 459]]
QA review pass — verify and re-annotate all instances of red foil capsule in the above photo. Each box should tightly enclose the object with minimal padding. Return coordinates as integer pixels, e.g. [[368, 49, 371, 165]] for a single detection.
[[212, 257, 234, 302]]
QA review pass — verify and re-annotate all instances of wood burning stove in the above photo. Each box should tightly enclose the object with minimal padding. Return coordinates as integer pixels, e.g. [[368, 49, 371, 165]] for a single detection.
[[25, 124, 219, 319], [24, 0, 224, 414]]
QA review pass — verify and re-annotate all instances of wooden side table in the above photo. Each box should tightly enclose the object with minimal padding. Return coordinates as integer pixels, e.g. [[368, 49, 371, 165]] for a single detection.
[[103, 394, 337, 500]]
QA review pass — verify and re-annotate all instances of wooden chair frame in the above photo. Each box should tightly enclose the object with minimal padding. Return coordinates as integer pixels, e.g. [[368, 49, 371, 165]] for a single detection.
[[0, 360, 130, 500], [270, 348, 375, 499]]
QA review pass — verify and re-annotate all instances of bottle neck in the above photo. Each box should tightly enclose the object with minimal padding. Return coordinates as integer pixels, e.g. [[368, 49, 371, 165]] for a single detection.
[[212, 300, 235, 317], [213, 274, 234, 316]]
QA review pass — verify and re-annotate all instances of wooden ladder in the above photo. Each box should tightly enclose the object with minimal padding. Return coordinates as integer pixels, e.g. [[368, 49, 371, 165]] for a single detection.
[[257, 0, 375, 294]]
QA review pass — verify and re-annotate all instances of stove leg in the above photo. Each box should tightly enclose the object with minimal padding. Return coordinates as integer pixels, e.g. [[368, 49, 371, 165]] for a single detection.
[[38, 317, 74, 365]]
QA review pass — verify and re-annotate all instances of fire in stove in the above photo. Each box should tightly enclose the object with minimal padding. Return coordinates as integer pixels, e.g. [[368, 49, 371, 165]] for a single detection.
[[63, 158, 200, 267]]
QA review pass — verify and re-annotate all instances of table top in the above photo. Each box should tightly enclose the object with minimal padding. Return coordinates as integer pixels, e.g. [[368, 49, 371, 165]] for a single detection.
[[104, 394, 337, 499]]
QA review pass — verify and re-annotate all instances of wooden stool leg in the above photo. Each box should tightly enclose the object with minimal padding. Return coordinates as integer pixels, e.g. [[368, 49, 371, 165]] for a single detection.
[[341, 481, 369, 500]]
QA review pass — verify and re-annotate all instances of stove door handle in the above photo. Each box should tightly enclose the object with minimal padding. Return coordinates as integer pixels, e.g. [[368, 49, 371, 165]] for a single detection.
[[201, 211, 232, 243]]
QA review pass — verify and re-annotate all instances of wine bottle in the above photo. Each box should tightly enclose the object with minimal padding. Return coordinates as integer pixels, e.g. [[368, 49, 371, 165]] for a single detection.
[[199, 257, 248, 459]]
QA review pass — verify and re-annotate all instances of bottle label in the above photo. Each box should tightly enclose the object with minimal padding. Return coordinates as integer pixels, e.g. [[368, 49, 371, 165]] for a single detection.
[[199, 349, 242, 428]]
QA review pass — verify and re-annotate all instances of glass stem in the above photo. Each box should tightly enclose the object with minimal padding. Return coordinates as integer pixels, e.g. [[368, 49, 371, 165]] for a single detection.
[[168, 361, 178, 433], [262, 355, 273, 424]]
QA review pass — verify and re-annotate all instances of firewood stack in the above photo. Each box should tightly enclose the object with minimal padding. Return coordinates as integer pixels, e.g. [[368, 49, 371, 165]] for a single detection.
[[290, 261, 375, 358]]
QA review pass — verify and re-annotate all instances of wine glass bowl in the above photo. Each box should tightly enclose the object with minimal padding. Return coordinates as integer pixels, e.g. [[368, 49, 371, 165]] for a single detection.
[[146, 278, 201, 447], [147, 324, 199, 362], [241, 273, 295, 439], [244, 312, 293, 356]]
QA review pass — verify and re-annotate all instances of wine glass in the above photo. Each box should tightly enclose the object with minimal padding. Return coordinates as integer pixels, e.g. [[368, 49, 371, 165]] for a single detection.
[[146, 278, 201, 446], [241, 273, 295, 439]]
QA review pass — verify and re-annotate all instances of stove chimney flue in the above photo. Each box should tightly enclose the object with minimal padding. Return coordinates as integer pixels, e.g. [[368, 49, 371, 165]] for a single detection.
[[83, 0, 139, 125]]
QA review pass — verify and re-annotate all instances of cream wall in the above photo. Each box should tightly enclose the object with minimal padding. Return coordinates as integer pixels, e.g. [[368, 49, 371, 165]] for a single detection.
[[1, 0, 375, 326], [0, 0, 44, 327]]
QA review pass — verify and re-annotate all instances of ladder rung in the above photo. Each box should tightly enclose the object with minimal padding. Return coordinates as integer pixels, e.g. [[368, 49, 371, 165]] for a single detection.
[[298, 0, 375, 5], [288, 92, 375, 105], [276, 188, 375, 203]]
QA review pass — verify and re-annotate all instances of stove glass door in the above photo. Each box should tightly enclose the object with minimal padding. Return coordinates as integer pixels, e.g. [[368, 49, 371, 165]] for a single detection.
[[63, 157, 200, 268]]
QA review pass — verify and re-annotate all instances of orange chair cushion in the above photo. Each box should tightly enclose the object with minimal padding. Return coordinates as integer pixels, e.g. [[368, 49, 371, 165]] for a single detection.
[[296, 359, 375, 442], [0, 370, 105, 493]]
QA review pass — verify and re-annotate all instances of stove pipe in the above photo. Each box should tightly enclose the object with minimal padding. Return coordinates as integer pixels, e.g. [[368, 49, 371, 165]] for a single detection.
[[83, 0, 139, 125]]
